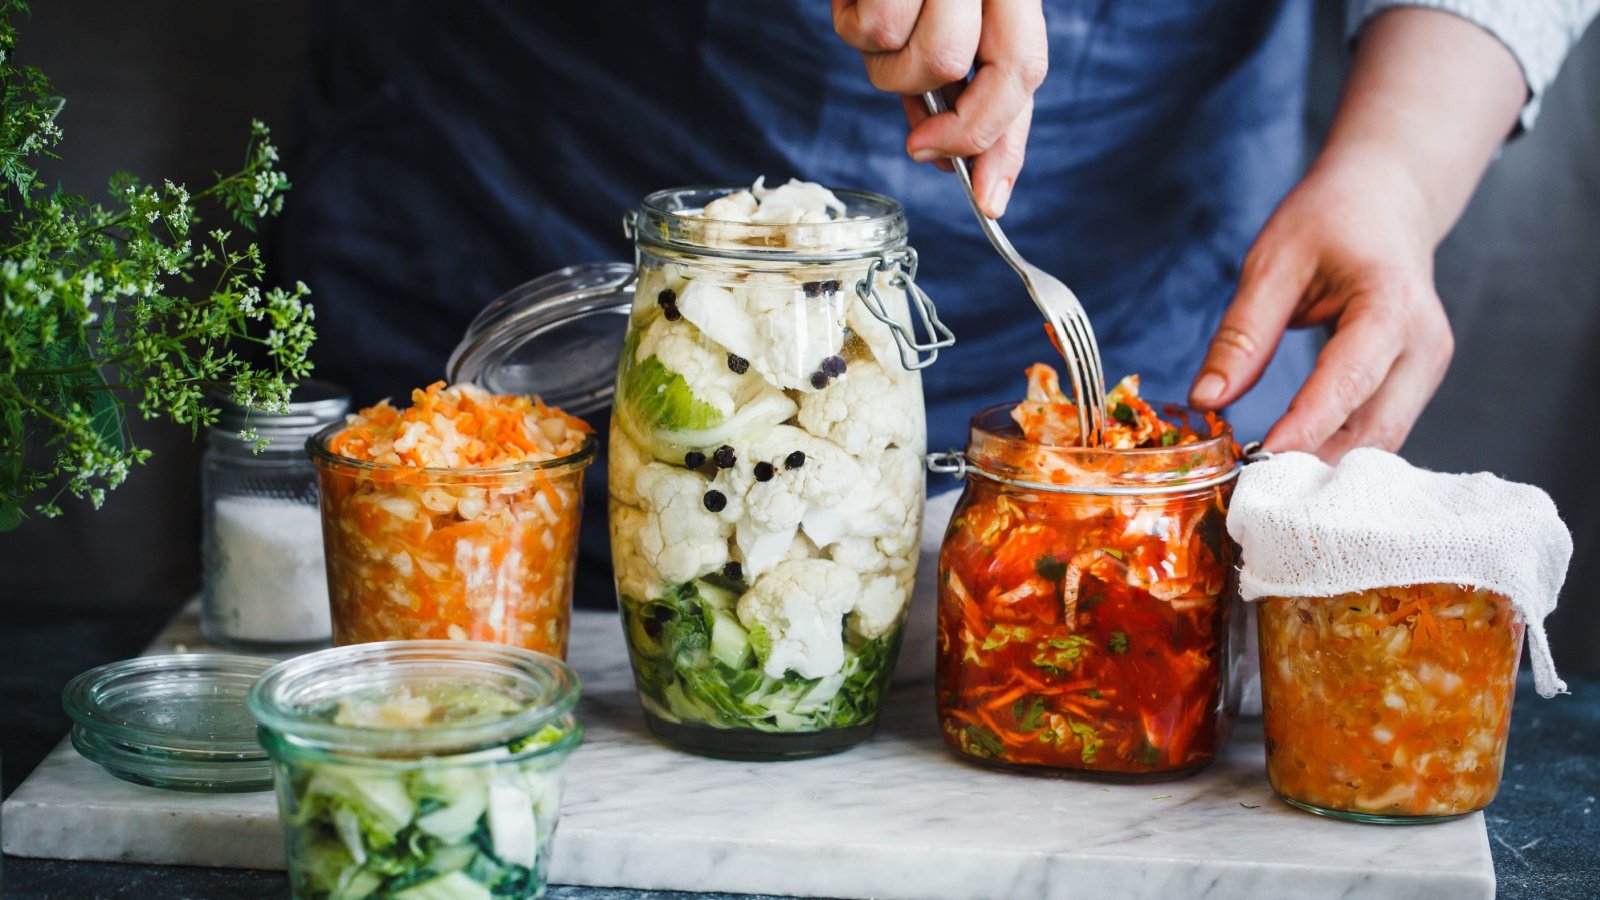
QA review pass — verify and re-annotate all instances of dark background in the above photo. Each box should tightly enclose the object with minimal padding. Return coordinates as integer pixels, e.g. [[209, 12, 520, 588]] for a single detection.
[[1, 1, 1596, 663]]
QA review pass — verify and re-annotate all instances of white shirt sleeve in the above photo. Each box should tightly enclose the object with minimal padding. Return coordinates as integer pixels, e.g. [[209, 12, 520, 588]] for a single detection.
[[1347, 0, 1600, 128]]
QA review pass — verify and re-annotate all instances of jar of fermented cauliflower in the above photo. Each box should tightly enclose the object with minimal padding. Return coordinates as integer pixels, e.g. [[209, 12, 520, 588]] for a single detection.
[[445, 179, 953, 760]]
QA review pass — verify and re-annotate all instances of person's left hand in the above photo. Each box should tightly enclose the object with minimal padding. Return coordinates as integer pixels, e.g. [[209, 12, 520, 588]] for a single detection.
[[1187, 142, 1455, 461]]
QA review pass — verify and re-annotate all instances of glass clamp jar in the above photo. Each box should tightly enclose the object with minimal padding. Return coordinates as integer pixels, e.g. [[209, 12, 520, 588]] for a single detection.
[[931, 404, 1242, 780], [1258, 584, 1524, 823], [446, 184, 953, 760], [201, 380, 350, 650], [249, 640, 583, 900]]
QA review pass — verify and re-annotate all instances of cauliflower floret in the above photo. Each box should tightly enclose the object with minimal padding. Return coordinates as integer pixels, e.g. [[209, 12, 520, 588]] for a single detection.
[[634, 463, 731, 584], [633, 315, 756, 418], [698, 178, 847, 225], [608, 422, 650, 509], [701, 189, 760, 223], [736, 558, 861, 679], [796, 359, 924, 457], [870, 447, 924, 567], [610, 503, 660, 601], [850, 573, 907, 640], [675, 274, 847, 392]]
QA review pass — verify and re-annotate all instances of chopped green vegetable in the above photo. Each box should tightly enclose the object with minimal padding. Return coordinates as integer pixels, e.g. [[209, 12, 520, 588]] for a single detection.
[[1160, 431, 1179, 446], [1111, 403, 1136, 425], [1135, 740, 1161, 765], [965, 725, 1006, 758], [1014, 696, 1047, 733], [1067, 721, 1101, 763], [1034, 556, 1067, 582], [1109, 631, 1129, 655], [981, 624, 1032, 651], [622, 351, 724, 434], [1101, 547, 1125, 562], [624, 579, 899, 733]]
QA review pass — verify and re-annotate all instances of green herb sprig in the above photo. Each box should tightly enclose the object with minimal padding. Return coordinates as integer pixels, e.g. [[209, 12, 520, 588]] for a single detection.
[[0, 0, 315, 527]]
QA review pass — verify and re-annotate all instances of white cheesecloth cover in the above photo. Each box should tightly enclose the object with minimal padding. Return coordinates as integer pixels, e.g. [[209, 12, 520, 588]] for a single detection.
[[1226, 448, 1572, 698]]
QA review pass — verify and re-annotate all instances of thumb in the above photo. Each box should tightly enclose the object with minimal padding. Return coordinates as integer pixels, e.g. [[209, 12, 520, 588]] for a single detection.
[[1189, 243, 1310, 409]]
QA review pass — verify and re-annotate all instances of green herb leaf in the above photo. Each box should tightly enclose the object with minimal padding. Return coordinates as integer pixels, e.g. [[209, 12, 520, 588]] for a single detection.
[[1109, 631, 1129, 655], [965, 725, 1005, 759], [1013, 696, 1047, 733], [1112, 402, 1136, 425], [1160, 431, 1179, 446], [1135, 739, 1160, 765]]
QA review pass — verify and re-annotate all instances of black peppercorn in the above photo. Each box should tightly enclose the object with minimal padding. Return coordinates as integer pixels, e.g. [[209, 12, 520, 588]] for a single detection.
[[684, 450, 706, 469], [753, 461, 775, 482], [703, 490, 727, 512], [722, 561, 743, 581], [657, 288, 676, 307], [820, 279, 841, 293], [821, 355, 846, 377], [810, 371, 831, 390], [801, 281, 822, 296], [662, 303, 682, 322], [727, 353, 750, 375], [713, 445, 737, 468], [785, 450, 806, 469]]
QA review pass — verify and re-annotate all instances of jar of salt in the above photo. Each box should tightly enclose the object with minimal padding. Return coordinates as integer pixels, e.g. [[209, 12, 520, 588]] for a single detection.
[[201, 381, 349, 650]]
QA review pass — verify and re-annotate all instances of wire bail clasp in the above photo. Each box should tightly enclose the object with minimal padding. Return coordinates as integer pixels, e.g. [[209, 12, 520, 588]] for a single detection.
[[856, 247, 955, 371]]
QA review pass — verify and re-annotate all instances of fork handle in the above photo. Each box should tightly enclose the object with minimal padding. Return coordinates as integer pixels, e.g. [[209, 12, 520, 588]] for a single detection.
[[919, 91, 1027, 270]]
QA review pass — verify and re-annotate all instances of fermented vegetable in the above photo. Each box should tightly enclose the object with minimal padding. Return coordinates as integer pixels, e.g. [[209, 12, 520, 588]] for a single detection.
[[936, 363, 1237, 776], [312, 382, 594, 655], [1258, 584, 1524, 820]]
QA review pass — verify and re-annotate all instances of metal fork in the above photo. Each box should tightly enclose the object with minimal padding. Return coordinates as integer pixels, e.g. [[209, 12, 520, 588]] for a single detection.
[[921, 90, 1108, 445]]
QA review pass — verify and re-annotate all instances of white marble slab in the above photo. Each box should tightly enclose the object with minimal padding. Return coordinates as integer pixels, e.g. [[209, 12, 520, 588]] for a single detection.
[[2, 492, 1496, 898]]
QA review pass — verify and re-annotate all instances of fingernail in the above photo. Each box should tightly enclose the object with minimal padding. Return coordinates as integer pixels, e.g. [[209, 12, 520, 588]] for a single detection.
[[910, 148, 939, 163], [984, 178, 1012, 218], [1191, 372, 1225, 405]]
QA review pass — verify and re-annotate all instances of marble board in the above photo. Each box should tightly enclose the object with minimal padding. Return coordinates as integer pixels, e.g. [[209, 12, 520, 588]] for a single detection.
[[2, 493, 1496, 899]]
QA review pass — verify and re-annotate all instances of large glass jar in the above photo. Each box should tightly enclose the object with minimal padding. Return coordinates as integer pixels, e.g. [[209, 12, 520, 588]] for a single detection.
[[1258, 584, 1524, 823], [201, 380, 349, 650], [608, 186, 950, 760], [308, 424, 596, 657], [250, 640, 582, 900], [934, 405, 1240, 779]]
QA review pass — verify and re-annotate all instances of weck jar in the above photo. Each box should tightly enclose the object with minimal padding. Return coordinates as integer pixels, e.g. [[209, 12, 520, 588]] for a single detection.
[[1258, 584, 1524, 823], [250, 640, 582, 900], [607, 182, 952, 760], [933, 403, 1241, 779]]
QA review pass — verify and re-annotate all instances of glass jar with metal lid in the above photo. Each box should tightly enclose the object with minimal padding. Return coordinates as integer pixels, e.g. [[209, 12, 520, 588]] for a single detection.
[[201, 380, 349, 649], [446, 183, 953, 760], [930, 404, 1243, 779]]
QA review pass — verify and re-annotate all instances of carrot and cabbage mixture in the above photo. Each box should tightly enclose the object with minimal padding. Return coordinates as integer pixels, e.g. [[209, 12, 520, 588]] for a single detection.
[[314, 382, 594, 656], [937, 364, 1236, 777], [1259, 584, 1523, 819]]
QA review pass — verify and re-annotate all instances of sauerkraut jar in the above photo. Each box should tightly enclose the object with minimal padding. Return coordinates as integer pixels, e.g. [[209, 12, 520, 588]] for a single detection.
[[309, 384, 596, 656], [933, 366, 1241, 779], [1258, 585, 1524, 823], [608, 180, 951, 759]]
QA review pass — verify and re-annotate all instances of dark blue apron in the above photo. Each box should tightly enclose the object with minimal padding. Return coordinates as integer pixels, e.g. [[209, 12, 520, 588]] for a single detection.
[[271, 0, 1318, 605]]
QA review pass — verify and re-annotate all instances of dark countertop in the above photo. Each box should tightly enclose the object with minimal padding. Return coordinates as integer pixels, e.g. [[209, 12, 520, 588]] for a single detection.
[[3, 602, 1596, 900]]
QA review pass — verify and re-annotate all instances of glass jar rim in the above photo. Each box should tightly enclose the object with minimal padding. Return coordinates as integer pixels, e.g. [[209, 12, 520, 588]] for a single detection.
[[247, 640, 581, 758], [306, 421, 598, 478], [635, 184, 909, 260], [963, 402, 1240, 492]]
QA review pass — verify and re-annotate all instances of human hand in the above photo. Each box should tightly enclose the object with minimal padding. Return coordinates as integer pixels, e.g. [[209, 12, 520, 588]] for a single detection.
[[831, 0, 1047, 218], [1187, 143, 1455, 461]]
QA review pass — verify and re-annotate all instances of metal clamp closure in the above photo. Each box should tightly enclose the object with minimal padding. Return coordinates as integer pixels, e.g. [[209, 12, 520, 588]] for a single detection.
[[856, 248, 955, 371], [925, 449, 1242, 495]]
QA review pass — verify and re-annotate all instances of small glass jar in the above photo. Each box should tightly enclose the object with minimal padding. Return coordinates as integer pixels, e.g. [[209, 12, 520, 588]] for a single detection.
[[1258, 584, 1524, 823], [201, 381, 350, 650], [249, 640, 582, 900], [934, 405, 1240, 779], [308, 425, 597, 656], [608, 186, 951, 760]]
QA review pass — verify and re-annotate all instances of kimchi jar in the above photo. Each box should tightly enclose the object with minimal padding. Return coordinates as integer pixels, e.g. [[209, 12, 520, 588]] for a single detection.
[[309, 384, 596, 656], [935, 403, 1240, 779], [1258, 585, 1524, 823]]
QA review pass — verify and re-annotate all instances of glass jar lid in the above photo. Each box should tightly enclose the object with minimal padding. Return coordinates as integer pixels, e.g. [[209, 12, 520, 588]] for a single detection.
[[62, 653, 277, 792], [446, 263, 633, 416], [248, 640, 581, 759], [211, 379, 351, 441]]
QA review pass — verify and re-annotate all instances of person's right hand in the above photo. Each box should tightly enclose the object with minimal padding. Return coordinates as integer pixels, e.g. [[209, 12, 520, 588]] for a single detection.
[[831, 0, 1048, 218]]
